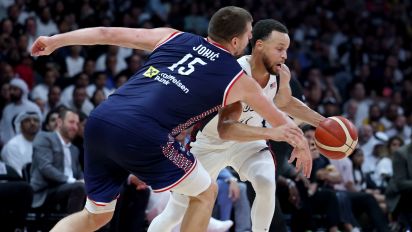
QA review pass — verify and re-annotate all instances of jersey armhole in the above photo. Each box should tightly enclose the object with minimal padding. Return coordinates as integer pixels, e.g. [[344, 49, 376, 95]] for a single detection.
[[152, 31, 184, 52], [222, 70, 245, 107]]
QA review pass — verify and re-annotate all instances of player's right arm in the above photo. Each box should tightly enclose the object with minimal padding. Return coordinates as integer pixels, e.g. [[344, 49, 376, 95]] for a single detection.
[[31, 27, 178, 56], [225, 73, 312, 177], [217, 101, 304, 142]]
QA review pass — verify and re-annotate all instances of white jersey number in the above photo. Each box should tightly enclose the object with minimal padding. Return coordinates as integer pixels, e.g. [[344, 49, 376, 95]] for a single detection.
[[168, 54, 207, 75]]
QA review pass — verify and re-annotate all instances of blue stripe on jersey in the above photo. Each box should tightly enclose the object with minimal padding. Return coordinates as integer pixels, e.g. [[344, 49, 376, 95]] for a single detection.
[[91, 32, 243, 142]]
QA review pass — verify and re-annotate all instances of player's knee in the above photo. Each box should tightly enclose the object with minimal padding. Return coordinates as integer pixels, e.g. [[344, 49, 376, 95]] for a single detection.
[[197, 181, 218, 204], [253, 174, 276, 192], [85, 209, 114, 229]]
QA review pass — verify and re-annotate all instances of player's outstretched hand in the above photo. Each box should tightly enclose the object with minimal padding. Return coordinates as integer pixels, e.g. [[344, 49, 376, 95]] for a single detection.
[[31, 36, 56, 56], [289, 138, 312, 178]]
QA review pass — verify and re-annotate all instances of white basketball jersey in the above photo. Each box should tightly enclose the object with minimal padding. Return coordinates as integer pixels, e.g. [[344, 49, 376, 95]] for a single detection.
[[191, 55, 279, 149]]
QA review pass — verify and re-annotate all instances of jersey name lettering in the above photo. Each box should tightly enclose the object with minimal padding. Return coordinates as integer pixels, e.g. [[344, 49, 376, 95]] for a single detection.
[[193, 45, 220, 61]]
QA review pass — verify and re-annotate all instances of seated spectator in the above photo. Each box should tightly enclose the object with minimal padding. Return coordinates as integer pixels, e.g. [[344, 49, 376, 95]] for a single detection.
[[386, 139, 412, 229], [63, 85, 94, 116], [0, 78, 41, 146], [30, 108, 86, 214], [387, 135, 404, 159], [385, 114, 411, 145], [0, 160, 33, 232], [362, 103, 386, 132], [215, 167, 252, 232], [1, 110, 41, 177], [349, 148, 387, 211], [369, 144, 392, 191], [330, 153, 390, 232], [87, 72, 111, 99], [301, 124, 356, 232], [42, 109, 59, 132]]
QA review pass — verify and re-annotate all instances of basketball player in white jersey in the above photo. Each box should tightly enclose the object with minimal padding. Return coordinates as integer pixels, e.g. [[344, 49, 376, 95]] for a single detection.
[[148, 19, 325, 232]]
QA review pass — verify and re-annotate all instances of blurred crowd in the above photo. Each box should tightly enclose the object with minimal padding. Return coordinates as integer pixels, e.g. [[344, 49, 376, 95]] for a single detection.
[[0, 0, 412, 231]]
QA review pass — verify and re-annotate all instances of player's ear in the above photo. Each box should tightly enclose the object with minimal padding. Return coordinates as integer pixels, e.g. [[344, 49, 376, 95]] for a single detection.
[[231, 37, 238, 47], [255, 39, 264, 50]]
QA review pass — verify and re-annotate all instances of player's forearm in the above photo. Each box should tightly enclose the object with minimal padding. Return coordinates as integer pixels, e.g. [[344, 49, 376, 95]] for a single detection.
[[218, 119, 272, 141], [279, 97, 325, 127], [50, 27, 108, 48]]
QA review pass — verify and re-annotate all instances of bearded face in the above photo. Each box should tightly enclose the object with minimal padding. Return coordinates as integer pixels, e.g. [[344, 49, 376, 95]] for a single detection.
[[9, 86, 23, 103]]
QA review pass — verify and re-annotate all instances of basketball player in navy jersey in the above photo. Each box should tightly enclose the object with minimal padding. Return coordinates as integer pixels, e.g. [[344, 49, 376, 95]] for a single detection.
[[31, 7, 311, 232], [150, 19, 325, 232]]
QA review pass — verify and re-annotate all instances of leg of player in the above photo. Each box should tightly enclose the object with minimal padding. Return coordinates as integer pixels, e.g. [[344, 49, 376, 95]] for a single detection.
[[148, 193, 190, 232], [153, 162, 217, 232], [180, 183, 218, 232], [237, 150, 277, 232], [50, 209, 113, 232]]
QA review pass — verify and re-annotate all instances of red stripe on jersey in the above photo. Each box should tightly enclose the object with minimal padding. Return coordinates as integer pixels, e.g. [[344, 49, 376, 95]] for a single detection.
[[223, 71, 244, 106], [153, 31, 182, 51]]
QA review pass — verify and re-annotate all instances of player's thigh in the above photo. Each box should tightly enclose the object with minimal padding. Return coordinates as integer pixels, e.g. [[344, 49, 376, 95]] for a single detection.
[[191, 146, 227, 180]]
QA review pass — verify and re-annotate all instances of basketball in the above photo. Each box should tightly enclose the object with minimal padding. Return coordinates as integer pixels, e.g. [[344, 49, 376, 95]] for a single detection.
[[314, 116, 358, 160]]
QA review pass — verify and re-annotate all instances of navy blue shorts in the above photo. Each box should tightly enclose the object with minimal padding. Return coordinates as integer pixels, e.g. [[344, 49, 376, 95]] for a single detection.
[[83, 116, 196, 203]]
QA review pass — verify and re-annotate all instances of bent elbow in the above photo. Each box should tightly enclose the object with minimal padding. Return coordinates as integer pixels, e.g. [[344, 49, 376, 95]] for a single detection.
[[218, 127, 230, 140]]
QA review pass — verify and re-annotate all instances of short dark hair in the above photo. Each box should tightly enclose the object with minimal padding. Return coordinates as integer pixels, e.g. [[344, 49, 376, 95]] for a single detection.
[[251, 19, 288, 47], [58, 107, 77, 120], [208, 6, 252, 44]]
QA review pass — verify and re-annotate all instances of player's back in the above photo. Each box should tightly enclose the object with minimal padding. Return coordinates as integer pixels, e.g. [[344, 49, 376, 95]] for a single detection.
[[91, 32, 243, 143]]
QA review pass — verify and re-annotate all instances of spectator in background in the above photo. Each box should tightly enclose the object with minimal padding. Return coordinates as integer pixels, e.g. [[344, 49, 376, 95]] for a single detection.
[[43, 85, 62, 116], [72, 111, 87, 171], [86, 72, 111, 99], [349, 149, 387, 212], [362, 104, 385, 132], [0, 82, 10, 119], [341, 99, 358, 124], [117, 53, 143, 78], [385, 114, 412, 145], [31, 68, 58, 103], [0, 78, 41, 146], [60, 72, 90, 106], [30, 108, 86, 214], [386, 139, 412, 230], [1, 110, 41, 177], [42, 109, 59, 132], [82, 59, 96, 78], [35, 6, 58, 37], [90, 89, 106, 108], [380, 103, 401, 130], [95, 46, 128, 75], [215, 168, 252, 232], [63, 85, 93, 116], [65, 45, 85, 78], [387, 136, 404, 159]]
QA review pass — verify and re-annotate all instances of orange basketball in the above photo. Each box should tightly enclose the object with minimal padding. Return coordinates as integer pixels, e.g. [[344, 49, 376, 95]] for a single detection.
[[314, 116, 358, 160]]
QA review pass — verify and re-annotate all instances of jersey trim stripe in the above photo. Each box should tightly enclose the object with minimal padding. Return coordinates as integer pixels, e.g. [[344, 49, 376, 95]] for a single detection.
[[152, 159, 198, 193], [222, 70, 244, 106], [205, 38, 230, 53], [153, 31, 183, 51]]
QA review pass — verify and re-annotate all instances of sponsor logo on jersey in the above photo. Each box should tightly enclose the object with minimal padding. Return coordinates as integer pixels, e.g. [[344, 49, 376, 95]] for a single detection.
[[143, 66, 160, 78], [270, 82, 277, 89], [143, 66, 190, 94]]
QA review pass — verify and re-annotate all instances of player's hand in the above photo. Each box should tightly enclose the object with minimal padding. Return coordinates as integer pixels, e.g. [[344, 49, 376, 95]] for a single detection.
[[128, 174, 148, 190], [289, 137, 312, 178], [31, 36, 57, 56], [228, 180, 240, 202], [275, 64, 291, 80], [269, 124, 303, 144]]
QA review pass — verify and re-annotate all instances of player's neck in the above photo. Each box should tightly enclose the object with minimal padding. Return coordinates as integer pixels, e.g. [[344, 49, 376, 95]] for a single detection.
[[206, 37, 231, 53], [249, 54, 270, 87]]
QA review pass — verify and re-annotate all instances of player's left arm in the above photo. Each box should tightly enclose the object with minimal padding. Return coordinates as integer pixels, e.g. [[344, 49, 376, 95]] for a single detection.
[[274, 64, 325, 127]]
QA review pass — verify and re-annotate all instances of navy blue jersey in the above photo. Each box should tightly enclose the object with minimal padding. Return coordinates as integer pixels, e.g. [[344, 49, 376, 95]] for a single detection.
[[91, 32, 243, 142]]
